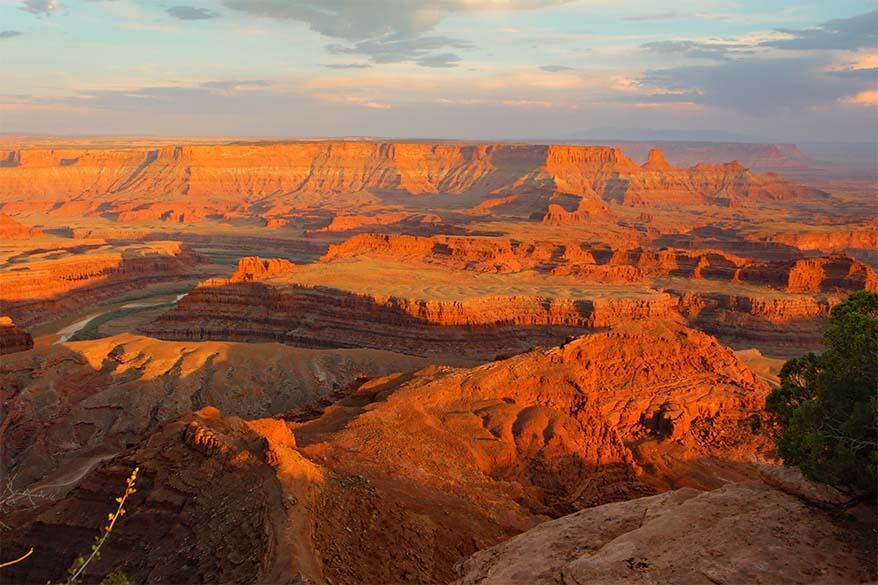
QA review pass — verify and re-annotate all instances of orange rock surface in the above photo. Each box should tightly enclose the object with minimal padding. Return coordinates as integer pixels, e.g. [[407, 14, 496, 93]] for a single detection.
[[3, 321, 772, 584], [0, 136, 873, 585], [0, 142, 821, 210], [0, 315, 33, 354], [228, 256, 296, 282], [0, 213, 43, 239], [0, 241, 201, 326]]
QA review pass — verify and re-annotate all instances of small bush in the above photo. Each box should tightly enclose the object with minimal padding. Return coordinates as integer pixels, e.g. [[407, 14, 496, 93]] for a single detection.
[[767, 291, 878, 494]]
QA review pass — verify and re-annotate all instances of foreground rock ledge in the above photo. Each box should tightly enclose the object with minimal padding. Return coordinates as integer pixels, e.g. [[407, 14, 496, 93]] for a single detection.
[[454, 481, 876, 585]]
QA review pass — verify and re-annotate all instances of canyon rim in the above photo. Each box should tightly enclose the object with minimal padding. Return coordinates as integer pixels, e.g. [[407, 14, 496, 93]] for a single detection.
[[1, 1, 877, 584]]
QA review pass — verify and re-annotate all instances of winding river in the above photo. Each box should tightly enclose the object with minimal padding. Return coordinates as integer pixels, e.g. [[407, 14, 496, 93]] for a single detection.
[[53, 292, 188, 344]]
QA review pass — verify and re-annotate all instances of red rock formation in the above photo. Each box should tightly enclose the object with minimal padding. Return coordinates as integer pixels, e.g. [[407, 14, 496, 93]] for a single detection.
[[0, 213, 43, 239], [263, 217, 292, 229], [674, 290, 841, 355], [0, 241, 201, 326], [740, 255, 878, 293], [2, 322, 771, 585], [762, 228, 878, 252], [142, 275, 680, 360], [0, 316, 33, 354], [578, 141, 818, 173], [641, 147, 674, 171], [229, 256, 296, 282], [0, 142, 821, 210], [322, 234, 873, 293], [541, 192, 612, 225], [318, 212, 443, 233], [0, 333, 427, 487]]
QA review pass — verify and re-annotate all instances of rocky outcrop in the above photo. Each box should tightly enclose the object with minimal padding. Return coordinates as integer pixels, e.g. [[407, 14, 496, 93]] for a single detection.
[[0, 241, 201, 326], [0, 333, 428, 487], [641, 147, 674, 171], [579, 141, 818, 173], [229, 256, 296, 282], [541, 192, 612, 225], [454, 481, 876, 585], [142, 273, 679, 360], [0, 316, 33, 354], [675, 291, 839, 355], [0, 142, 822, 210], [762, 228, 878, 252], [2, 322, 773, 585], [740, 255, 878, 293], [322, 234, 875, 292], [317, 212, 443, 233], [0, 213, 43, 239]]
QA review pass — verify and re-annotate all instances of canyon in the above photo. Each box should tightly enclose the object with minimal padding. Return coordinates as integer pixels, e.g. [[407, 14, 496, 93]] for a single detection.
[[0, 137, 874, 584], [3, 321, 774, 584]]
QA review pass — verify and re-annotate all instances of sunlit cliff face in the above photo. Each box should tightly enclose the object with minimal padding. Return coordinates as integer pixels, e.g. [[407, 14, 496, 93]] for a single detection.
[[0, 3, 875, 582]]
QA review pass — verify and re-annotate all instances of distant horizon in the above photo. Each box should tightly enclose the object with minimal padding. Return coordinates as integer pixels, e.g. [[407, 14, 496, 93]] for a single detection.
[[2, 131, 876, 147]]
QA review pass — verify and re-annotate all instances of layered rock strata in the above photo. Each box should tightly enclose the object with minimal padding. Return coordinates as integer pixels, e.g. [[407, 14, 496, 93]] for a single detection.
[[142, 258, 679, 359], [0, 241, 201, 326], [2, 322, 771, 584], [0, 143, 822, 209], [0, 315, 33, 354], [323, 234, 877, 293]]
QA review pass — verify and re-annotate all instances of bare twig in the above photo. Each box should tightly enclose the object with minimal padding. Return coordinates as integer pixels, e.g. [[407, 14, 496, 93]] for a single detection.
[[0, 547, 33, 569], [65, 467, 139, 585]]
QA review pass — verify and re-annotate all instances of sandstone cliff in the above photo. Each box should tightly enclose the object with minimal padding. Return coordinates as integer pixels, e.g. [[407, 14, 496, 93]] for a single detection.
[[142, 264, 680, 360], [0, 142, 822, 210], [0, 241, 201, 326], [2, 322, 772, 584], [0, 334, 428, 487], [0, 213, 43, 239], [0, 316, 33, 354], [322, 234, 876, 293]]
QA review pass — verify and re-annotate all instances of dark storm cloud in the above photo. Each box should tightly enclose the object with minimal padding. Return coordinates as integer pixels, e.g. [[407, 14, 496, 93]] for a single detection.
[[166, 6, 221, 20], [764, 10, 878, 51]]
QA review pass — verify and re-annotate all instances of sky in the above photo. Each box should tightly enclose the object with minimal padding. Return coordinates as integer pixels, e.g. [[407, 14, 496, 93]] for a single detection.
[[1, 0, 876, 141]]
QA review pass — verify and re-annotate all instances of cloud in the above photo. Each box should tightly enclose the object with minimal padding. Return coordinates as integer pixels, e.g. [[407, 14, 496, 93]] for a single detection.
[[20, 0, 58, 15], [326, 35, 472, 66], [540, 65, 575, 72], [220, 0, 570, 66], [622, 12, 681, 22], [841, 90, 878, 106], [639, 56, 873, 114], [0, 30, 23, 39], [166, 6, 221, 20], [220, 1, 570, 38], [199, 80, 273, 90], [764, 10, 878, 51], [641, 40, 755, 61], [325, 63, 372, 69]]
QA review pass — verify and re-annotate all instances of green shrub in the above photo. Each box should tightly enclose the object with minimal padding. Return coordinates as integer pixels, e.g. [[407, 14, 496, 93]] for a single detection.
[[766, 291, 878, 494]]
